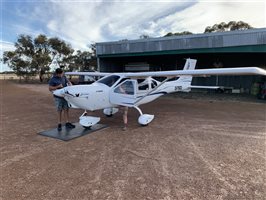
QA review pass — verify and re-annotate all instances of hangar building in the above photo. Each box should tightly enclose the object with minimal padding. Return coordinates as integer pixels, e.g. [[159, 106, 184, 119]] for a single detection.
[[96, 28, 266, 92]]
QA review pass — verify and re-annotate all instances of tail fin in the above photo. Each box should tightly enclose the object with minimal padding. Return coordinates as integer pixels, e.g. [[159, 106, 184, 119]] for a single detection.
[[183, 58, 197, 71], [177, 59, 197, 85]]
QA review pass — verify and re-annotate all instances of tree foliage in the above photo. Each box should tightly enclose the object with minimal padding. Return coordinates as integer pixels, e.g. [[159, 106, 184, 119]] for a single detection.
[[4, 35, 39, 81], [69, 43, 97, 72], [164, 31, 193, 37], [163, 21, 252, 37], [139, 34, 150, 39], [3, 34, 78, 82], [204, 21, 253, 33]]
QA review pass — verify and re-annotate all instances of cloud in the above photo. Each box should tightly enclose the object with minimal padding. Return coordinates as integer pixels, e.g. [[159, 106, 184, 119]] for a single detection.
[[0, 41, 15, 52], [2, 0, 265, 53], [43, 0, 265, 49], [0, 41, 16, 72], [41, 1, 195, 49], [177, 1, 266, 33]]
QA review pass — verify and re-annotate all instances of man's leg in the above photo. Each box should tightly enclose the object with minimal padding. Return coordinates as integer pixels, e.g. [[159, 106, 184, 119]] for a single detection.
[[57, 111, 62, 131], [58, 110, 62, 124], [122, 107, 128, 131], [63, 100, 75, 128], [54, 97, 63, 131], [64, 109, 70, 123]]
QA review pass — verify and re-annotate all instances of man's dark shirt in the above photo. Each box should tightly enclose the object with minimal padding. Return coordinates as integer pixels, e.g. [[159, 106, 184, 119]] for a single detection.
[[48, 75, 69, 98], [48, 75, 68, 87]]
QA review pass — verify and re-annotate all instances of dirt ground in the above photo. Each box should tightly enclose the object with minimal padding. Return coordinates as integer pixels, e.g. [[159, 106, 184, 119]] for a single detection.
[[1, 80, 265, 200]]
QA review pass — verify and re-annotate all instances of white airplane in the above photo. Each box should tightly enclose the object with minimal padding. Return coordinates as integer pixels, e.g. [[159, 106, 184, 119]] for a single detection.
[[53, 59, 266, 128]]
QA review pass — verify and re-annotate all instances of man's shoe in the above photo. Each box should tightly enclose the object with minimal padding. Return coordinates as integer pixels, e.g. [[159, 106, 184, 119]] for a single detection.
[[57, 124, 62, 131], [66, 122, 75, 129], [122, 126, 127, 131]]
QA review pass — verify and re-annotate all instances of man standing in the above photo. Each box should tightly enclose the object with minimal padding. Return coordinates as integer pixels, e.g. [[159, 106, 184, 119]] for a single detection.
[[122, 106, 128, 131], [48, 68, 75, 131]]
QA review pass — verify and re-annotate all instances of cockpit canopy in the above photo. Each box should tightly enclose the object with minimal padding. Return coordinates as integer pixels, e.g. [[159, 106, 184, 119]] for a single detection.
[[97, 75, 120, 87]]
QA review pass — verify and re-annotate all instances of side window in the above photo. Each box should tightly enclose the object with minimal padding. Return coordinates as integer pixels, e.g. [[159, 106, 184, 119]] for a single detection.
[[114, 80, 135, 95], [138, 79, 149, 91], [139, 84, 149, 90], [151, 80, 157, 89]]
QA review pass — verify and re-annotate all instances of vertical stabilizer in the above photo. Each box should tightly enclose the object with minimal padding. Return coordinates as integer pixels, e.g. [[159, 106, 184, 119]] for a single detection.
[[183, 58, 197, 71], [177, 59, 197, 85]]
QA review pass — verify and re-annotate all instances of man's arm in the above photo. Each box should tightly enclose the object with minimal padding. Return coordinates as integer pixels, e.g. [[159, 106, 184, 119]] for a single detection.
[[64, 75, 72, 86], [49, 84, 63, 92], [67, 80, 72, 86]]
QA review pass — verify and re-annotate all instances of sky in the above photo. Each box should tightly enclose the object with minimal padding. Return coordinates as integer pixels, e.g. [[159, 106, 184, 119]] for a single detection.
[[1, 0, 265, 72]]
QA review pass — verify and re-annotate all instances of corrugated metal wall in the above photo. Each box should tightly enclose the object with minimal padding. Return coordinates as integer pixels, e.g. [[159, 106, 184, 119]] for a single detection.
[[96, 28, 266, 55]]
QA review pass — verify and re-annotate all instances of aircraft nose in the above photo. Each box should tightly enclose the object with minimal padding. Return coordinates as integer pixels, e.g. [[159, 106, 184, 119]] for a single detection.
[[53, 88, 66, 97]]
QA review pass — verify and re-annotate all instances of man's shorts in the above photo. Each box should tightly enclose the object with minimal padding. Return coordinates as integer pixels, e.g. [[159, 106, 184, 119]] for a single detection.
[[54, 97, 69, 111]]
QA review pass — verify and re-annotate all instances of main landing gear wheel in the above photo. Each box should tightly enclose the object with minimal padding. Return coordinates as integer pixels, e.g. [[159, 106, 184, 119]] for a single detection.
[[79, 111, 100, 129], [103, 108, 119, 118], [82, 126, 92, 129], [133, 106, 154, 126]]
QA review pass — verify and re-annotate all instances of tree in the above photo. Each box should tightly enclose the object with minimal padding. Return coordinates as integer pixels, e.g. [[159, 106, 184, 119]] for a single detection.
[[204, 21, 253, 33], [164, 31, 193, 37], [48, 37, 74, 66], [89, 43, 97, 70], [3, 34, 74, 82], [3, 35, 38, 81], [34, 34, 51, 82], [71, 44, 97, 72]]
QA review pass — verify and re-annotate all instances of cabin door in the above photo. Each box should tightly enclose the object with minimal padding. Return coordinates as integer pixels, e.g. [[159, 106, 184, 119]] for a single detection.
[[109, 80, 137, 107]]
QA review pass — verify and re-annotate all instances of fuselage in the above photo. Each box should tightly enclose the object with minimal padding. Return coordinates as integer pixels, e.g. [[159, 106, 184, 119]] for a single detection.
[[53, 75, 192, 111], [64, 83, 112, 110]]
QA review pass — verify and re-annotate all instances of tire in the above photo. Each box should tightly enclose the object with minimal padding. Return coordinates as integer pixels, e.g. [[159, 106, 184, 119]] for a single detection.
[[140, 124, 148, 127], [83, 126, 91, 129]]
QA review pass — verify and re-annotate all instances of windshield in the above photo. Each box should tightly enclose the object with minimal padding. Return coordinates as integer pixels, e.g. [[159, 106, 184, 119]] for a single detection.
[[97, 75, 120, 87]]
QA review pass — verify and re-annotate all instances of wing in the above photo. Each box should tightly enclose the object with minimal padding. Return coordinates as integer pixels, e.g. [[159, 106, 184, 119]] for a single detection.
[[120, 67, 266, 78], [65, 72, 111, 76], [65, 67, 266, 78]]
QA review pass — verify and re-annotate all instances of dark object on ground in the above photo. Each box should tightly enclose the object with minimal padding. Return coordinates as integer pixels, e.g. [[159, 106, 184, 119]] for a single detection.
[[65, 122, 75, 129], [38, 123, 108, 141], [57, 123, 62, 131]]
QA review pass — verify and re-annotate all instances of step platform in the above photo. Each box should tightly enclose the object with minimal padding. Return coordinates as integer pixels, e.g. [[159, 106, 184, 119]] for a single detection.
[[38, 123, 108, 141]]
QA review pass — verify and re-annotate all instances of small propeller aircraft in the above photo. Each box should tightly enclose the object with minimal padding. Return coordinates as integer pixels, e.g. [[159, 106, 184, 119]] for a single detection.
[[53, 59, 266, 128]]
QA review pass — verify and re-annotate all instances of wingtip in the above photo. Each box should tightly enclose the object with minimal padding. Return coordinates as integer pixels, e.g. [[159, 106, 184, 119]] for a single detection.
[[251, 67, 266, 76]]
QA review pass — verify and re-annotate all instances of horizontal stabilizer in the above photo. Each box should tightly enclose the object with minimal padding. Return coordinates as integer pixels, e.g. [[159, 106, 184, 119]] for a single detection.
[[189, 86, 220, 89]]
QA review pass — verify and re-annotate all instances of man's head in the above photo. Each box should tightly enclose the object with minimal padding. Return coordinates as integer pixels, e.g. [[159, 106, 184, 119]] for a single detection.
[[55, 68, 63, 77]]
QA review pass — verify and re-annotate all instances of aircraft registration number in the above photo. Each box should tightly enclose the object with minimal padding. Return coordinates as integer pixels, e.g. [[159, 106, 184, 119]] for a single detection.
[[175, 86, 182, 91]]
